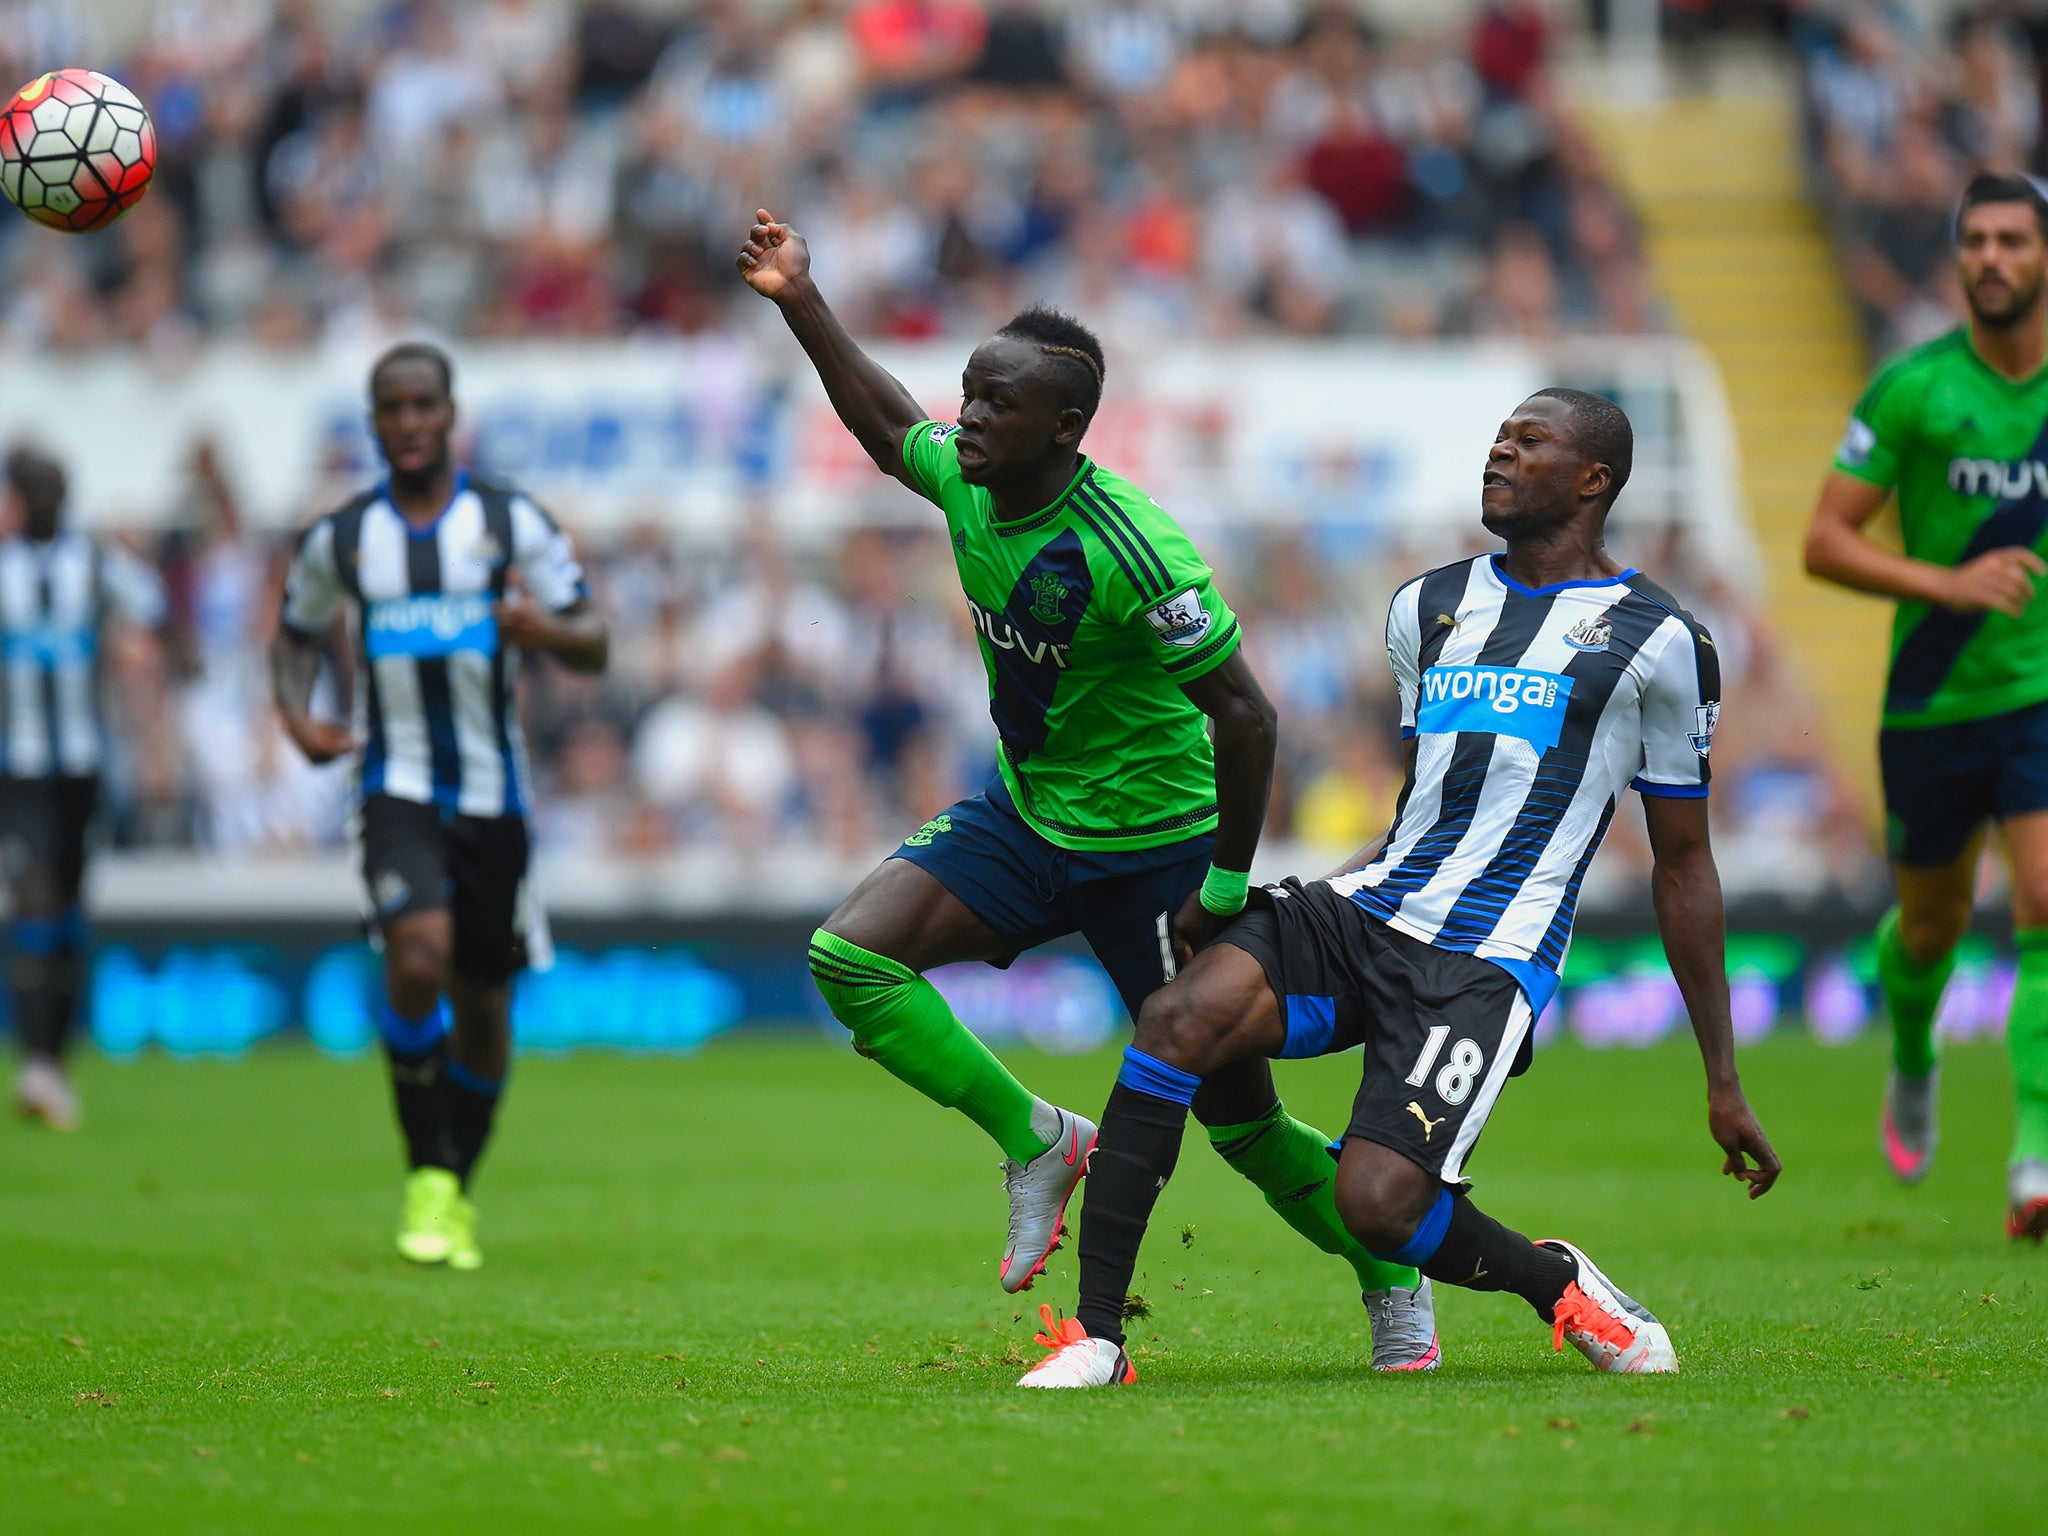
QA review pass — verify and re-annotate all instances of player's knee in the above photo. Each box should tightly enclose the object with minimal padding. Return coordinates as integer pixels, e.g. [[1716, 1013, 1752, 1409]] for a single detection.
[[1897, 902, 1969, 965], [385, 928, 448, 999], [808, 926, 909, 1044], [1334, 1147, 1436, 1255], [1133, 983, 1223, 1075]]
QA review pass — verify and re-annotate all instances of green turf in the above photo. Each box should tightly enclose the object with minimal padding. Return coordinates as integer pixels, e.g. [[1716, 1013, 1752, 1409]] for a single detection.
[[4, 1032, 2046, 1534]]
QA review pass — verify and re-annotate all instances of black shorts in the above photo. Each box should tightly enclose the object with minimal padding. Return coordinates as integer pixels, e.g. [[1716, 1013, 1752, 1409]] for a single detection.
[[357, 793, 531, 985], [0, 775, 97, 909], [1879, 697, 2048, 866], [1222, 877, 1536, 1185], [889, 777, 1212, 1018]]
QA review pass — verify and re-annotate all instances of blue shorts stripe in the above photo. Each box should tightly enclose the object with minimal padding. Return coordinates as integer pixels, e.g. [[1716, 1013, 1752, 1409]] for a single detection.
[[1280, 994, 1337, 1059]]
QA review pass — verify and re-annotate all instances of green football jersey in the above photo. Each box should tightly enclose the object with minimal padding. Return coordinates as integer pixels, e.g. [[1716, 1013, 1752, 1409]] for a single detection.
[[1836, 328, 2048, 728], [901, 421, 1241, 851]]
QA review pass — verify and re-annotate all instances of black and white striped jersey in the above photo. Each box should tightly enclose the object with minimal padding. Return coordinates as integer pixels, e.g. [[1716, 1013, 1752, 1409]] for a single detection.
[[279, 473, 588, 819], [0, 530, 165, 779], [1335, 555, 1720, 1013]]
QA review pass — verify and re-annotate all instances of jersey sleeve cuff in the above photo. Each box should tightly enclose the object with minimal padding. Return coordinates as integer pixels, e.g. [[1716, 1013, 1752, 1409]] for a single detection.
[[899, 420, 944, 499], [1632, 776, 1709, 799], [1831, 459, 1895, 490], [1158, 617, 1240, 680], [1399, 725, 1417, 740]]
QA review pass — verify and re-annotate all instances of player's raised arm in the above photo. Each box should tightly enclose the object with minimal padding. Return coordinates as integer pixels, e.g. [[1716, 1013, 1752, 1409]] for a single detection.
[[736, 209, 926, 487], [1641, 793, 1780, 1198]]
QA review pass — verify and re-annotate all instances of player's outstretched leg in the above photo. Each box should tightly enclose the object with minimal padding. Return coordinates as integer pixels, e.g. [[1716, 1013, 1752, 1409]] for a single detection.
[[1875, 905, 1954, 1183], [810, 928, 1085, 1285], [807, 927, 1055, 1163], [1336, 1144, 1676, 1375], [1198, 1075, 1436, 1371], [2005, 928, 2048, 1240]]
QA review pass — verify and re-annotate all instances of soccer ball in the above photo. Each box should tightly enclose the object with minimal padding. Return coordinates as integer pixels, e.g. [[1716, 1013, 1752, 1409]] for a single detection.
[[0, 69, 156, 233]]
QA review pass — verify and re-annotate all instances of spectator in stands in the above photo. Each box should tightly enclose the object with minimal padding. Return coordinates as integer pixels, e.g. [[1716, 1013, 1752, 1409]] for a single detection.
[[1810, 9, 1917, 203], [0, 0, 1720, 889], [0, 0, 1655, 349], [1842, 122, 1963, 355], [1943, 16, 2039, 172]]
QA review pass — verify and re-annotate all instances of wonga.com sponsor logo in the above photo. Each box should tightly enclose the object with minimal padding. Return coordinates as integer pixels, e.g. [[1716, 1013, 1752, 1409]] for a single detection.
[[1417, 664, 1575, 752], [364, 593, 498, 659]]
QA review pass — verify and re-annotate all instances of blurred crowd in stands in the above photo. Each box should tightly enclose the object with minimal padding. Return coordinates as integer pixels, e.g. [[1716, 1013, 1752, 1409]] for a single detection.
[[1803, 2, 2048, 358], [2, 0, 1881, 905], [0, 0, 1661, 351]]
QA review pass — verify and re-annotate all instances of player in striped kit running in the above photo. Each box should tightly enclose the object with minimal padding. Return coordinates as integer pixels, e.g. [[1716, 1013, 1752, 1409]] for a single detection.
[[1022, 389, 1782, 1388], [2, 446, 165, 1129], [273, 343, 608, 1269]]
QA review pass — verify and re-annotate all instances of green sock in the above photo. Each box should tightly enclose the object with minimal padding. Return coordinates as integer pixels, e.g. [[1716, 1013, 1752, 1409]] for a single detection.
[[2008, 930, 2048, 1166], [1207, 1102, 1421, 1295], [1876, 907, 1954, 1079], [808, 929, 1051, 1163]]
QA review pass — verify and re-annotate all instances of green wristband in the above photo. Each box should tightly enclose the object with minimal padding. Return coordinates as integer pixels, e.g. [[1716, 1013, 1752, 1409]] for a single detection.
[[1198, 865, 1251, 917]]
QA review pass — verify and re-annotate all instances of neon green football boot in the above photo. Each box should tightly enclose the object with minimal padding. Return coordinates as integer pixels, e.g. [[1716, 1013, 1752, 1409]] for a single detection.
[[397, 1167, 460, 1265], [445, 1192, 483, 1272]]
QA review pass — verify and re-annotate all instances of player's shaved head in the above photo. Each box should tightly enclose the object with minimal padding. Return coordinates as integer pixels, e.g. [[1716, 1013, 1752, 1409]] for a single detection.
[[1482, 391, 1634, 543], [954, 311, 1105, 492], [1531, 387, 1633, 511], [370, 340, 455, 402], [995, 305, 1106, 424], [369, 342, 458, 489]]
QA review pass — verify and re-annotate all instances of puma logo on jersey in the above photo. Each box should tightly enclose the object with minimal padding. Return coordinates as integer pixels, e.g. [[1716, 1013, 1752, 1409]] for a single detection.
[[1407, 1101, 1447, 1141]]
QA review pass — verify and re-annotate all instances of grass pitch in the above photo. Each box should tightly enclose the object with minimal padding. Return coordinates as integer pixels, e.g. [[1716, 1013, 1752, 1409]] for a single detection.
[[5, 1031, 2047, 1534]]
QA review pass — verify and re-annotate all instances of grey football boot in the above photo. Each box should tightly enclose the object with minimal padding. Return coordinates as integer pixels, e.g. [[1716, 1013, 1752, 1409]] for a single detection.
[[1363, 1277, 1442, 1371], [999, 1102, 1097, 1293]]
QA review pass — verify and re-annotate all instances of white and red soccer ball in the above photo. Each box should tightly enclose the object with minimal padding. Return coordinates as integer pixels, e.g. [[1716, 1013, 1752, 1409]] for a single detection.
[[0, 68, 156, 234]]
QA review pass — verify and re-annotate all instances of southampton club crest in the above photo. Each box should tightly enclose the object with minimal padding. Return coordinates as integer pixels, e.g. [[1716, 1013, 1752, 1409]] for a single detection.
[[1689, 701, 1721, 757], [1563, 614, 1613, 652], [1029, 571, 1066, 623]]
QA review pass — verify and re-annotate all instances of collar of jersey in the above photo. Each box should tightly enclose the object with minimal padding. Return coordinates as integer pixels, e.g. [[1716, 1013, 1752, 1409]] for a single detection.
[[1487, 555, 1637, 598], [378, 470, 470, 539], [1959, 327, 2048, 393], [989, 457, 1094, 537]]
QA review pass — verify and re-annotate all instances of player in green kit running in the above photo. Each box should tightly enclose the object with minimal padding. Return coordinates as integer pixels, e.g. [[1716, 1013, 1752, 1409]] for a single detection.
[[737, 211, 1440, 1367], [1807, 172, 2048, 1238]]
